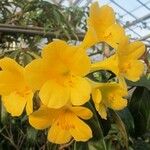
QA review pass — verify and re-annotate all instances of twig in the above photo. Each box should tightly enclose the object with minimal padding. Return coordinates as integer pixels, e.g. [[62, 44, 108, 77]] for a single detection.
[[59, 139, 74, 150], [1, 132, 19, 150]]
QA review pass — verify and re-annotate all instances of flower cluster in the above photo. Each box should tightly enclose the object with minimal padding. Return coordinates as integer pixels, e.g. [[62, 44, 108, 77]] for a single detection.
[[0, 2, 145, 144]]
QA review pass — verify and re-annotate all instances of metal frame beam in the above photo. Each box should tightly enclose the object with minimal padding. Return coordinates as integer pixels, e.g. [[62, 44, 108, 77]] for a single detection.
[[110, 0, 150, 38], [138, 34, 150, 41], [0, 24, 83, 40], [124, 13, 150, 28], [137, 0, 150, 10]]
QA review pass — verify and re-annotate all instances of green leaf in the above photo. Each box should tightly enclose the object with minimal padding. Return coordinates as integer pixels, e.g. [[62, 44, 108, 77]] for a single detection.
[[129, 87, 150, 137], [47, 141, 59, 150], [73, 139, 107, 150], [117, 108, 135, 136], [73, 142, 88, 150], [26, 127, 38, 144], [88, 139, 108, 150], [126, 76, 150, 90], [0, 102, 9, 125], [22, 53, 33, 66], [26, 51, 40, 59], [110, 110, 128, 149], [133, 139, 150, 150], [9, 50, 21, 59]]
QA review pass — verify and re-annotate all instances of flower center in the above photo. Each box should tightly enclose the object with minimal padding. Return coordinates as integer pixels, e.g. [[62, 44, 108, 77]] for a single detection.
[[120, 62, 131, 74], [16, 86, 31, 97], [55, 110, 75, 130], [108, 93, 116, 101]]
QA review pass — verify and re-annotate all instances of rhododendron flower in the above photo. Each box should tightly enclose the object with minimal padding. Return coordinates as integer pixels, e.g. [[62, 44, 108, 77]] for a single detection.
[[25, 40, 91, 108], [29, 105, 93, 144], [91, 36, 145, 83], [81, 2, 125, 49], [91, 81, 127, 119], [0, 57, 33, 116]]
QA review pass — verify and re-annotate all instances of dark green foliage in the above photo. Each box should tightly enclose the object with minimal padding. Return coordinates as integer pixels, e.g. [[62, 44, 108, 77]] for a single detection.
[[129, 87, 150, 137]]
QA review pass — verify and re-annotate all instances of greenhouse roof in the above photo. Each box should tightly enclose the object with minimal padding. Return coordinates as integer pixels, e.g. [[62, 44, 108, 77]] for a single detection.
[[55, 0, 150, 46]]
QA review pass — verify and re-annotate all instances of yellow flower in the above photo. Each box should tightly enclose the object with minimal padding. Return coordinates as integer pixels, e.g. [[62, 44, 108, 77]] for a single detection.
[[29, 105, 93, 144], [0, 57, 33, 116], [91, 81, 127, 119], [91, 36, 145, 82], [81, 2, 125, 49], [25, 40, 91, 108]]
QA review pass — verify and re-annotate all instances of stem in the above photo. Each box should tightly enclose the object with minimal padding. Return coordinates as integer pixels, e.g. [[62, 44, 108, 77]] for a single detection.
[[87, 101, 107, 150]]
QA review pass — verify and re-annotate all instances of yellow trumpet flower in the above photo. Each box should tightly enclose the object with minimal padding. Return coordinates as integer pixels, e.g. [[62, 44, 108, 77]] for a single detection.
[[29, 105, 93, 144], [91, 81, 127, 119], [81, 2, 125, 49], [25, 40, 91, 108], [0, 57, 33, 116], [91, 36, 145, 83]]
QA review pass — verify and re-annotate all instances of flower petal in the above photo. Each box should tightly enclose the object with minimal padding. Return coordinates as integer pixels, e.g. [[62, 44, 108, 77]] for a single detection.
[[117, 36, 129, 55], [29, 106, 58, 129], [2, 92, 27, 116], [128, 41, 145, 59], [0, 58, 25, 95], [118, 76, 128, 94], [91, 55, 119, 76], [124, 60, 145, 81], [110, 97, 127, 110], [71, 106, 93, 120], [69, 115, 92, 141], [42, 40, 68, 59], [96, 103, 107, 120], [0, 57, 23, 73], [48, 123, 72, 144], [68, 47, 91, 76], [70, 76, 91, 106], [42, 40, 74, 76], [92, 88, 102, 104], [25, 58, 50, 90], [81, 27, 98, 49], [25, 92, 34, 115], [39, 80, 69, 108], [0, 71, 23, 95], [103, 24, 125, 49], [43, 40, 91, 77], [89, 3, 115, 32], [98, 82, 127, 97]]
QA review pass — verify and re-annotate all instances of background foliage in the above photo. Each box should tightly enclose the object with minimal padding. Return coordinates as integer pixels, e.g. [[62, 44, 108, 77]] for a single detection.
[[0, 0, 150, 149]]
